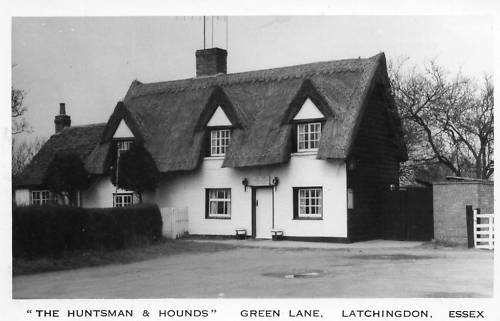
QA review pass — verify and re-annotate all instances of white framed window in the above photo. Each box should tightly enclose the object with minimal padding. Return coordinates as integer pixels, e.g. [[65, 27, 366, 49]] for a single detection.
[[31, 190, 54, 205], [117, 140, 133, 157], [206, 188, 231, 219], [294, 187, 323, 219], [210, 129, 231, 156], [113, 193, 133, 207], [297, 122, 322, 151]]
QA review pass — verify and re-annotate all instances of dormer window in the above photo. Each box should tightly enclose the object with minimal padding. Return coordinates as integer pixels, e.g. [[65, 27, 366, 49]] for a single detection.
[[210, 129, 231, 156], [297, 122, 322, 151], [112, 119, 135, 159], [117, 140, 133, 156], [206, 106, 233, 157], [291, 97, 325, 153]]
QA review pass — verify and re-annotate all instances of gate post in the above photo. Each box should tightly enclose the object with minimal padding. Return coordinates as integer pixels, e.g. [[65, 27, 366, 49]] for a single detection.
[[466, 205, 474, 248]]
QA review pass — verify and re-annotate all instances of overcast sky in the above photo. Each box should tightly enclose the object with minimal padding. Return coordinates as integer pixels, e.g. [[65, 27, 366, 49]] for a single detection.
[[12, 16, 493, 140]]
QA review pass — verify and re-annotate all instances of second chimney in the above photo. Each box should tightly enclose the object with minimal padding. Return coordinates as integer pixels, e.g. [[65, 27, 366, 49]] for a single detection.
[[195, 47, 227, 77], [54, 103, 71, 133]]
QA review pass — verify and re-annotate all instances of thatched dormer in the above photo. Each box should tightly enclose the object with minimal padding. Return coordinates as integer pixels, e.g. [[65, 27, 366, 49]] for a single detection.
[[85, 52, 405, 174]]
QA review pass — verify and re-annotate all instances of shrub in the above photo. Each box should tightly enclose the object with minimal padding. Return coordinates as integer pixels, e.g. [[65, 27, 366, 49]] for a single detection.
[[12, 204, 163, 258], [110, 144, 159, 203], [44, 153, 90, 205]]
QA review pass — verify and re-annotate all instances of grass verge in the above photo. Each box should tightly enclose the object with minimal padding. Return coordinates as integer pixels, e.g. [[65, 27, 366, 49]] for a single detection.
[[13, 239, 237, 276]]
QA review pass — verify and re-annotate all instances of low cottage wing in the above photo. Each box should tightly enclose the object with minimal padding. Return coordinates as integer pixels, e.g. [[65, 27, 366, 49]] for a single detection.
[[14, 124, 106, 188]]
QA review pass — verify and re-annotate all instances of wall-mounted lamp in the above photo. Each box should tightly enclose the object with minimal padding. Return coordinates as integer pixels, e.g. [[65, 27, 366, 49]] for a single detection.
[[272, 177, 279, 191], [389, 184, 396, 191], [242, 178, 249, 191]]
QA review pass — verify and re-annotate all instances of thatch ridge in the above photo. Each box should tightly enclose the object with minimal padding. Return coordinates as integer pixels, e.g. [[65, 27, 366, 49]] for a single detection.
[[125, 55, 379, 99]]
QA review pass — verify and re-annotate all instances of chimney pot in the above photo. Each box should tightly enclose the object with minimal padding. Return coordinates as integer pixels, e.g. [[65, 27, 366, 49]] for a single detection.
[[195, 47, 227, 77], [59, 102, 66, 115], [54, 102, 71, 133]]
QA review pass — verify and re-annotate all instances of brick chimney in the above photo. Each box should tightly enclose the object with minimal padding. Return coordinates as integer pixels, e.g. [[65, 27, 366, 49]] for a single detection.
[[195, 47, 227, 77], [54, 103, 71, 133]]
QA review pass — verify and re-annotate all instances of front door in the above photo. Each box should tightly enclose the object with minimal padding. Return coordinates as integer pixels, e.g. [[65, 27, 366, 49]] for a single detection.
[[255, 188, 273, 239]]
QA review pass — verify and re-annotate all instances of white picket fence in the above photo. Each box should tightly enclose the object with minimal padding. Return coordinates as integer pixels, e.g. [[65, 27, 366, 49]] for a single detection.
[[160, 207, 189, 239], [473, 210, 494, 250]]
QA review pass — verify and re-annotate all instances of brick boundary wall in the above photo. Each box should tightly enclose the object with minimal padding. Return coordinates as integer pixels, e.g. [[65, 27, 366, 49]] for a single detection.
[[433, 181, 493, 245]]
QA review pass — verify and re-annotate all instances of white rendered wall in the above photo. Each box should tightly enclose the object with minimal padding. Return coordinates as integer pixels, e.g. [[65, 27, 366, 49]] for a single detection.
[[81, 178, 140, 208], [84, 121, 136, 207], [80, 155, 348, 238], [154, 155, 347, 238], [14, 189, 30, 205]]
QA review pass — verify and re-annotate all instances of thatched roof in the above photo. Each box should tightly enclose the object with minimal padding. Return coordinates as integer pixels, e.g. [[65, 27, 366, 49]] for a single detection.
[[17, 52, 407, 185], [86, 52, 405, 174], [14, 124, 106, 188]]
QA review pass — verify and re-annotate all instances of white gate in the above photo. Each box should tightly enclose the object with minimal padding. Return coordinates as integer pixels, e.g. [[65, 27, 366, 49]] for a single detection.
[[161, 207, 189, 239], [473, 210, 494, 250]]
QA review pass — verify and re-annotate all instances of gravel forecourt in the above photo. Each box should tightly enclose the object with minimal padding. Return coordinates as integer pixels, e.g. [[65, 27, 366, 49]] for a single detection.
[[13, 240, 493, 298]]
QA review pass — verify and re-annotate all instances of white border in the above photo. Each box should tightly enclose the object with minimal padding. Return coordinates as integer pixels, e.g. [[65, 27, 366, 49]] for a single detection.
[[2, 1, 499, 320]]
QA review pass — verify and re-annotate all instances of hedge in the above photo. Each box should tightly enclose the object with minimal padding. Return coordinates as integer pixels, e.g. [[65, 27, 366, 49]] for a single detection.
[[12, 204, 163, 258]]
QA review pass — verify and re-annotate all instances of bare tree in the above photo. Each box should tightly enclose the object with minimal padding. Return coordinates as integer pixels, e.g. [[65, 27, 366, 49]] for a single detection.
[[389, 58, 493, 180], [12, 137, 46, 180], [12, 87, 29, 135]]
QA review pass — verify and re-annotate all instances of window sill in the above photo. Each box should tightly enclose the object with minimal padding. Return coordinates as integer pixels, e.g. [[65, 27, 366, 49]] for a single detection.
[[204, 156, 225, 160], [291, 151, 318, 156], [205, 216, 231, 220], [293, 217, 323, 220]]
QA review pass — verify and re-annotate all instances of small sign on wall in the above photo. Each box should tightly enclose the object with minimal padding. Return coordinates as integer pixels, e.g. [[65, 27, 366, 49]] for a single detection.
[[249, 175, 272, 186], [347, 188, 354, 209]]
